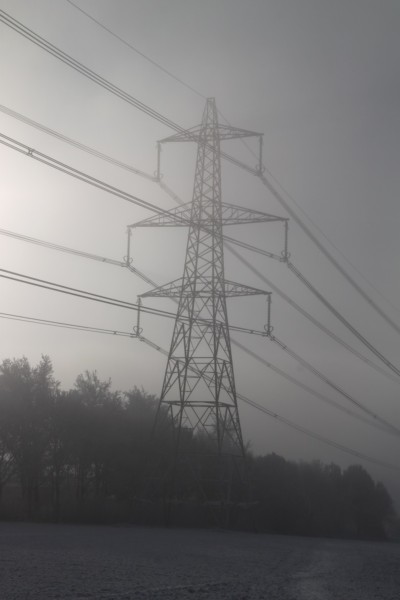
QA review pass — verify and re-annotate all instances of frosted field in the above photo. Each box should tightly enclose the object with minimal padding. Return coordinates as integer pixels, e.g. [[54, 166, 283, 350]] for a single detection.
[[0, 523, 399, 599]]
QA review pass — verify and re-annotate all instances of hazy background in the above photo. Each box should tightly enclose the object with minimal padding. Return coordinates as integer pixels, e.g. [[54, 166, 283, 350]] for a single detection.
[[0, 1, 399, 503]]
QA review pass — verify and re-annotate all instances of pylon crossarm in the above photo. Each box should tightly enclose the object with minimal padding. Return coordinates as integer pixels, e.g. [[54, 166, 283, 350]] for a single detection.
[[141, 279, 269, 299], [219, 204, 287, 225], [140, 278, 184, 298], [136, 299, 269, 335], [223, 281, 270, 297], [129, 201, 285, 228], [159, 124, 262, 144]]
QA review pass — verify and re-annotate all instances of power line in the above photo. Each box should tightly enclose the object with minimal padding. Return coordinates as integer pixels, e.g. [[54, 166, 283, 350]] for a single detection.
[[225, 243, 400, 385], [0, 225, 158, 287], [64, 0, 262, 184], [4, 107, 390, 386], [4, 128, 398, 389], [5, 105, 395, 383], [5, 227, 384, 436], [237, 393, 400, 473], [0, 304, 397, 471], [2, 223, 398, 439], [0, 105, 278, 262], [4, 186, 395, 437], [1, 11, 396, 460], [0, 227, 125, 267], [0, 130, 283, 263], [259, 174, 400, 337], [64, 0, 269, 212], [0, 8, 258, 177], [260, 170, 400, 315], [231, 338, 396, 437], [0, 11, 400, 356], [156, 180, 400, 387], [231, 123, 400, 316], [65, 0, 400, 319], [2, 225, 399, 446], [64, 0, 206, 101], [134, 174, 400, 428], [0, 267, 154, 314], [3, 220, 398, 392], [2, 123, 397, 374], [65, 0, 263, 182], [0, 267, 267, 337], [267, 333, 400, 437], [0, 7, 396, 480], [138, 334, 400, 472], [3, 5, 398, 338], [0, 310, 136, 337], [0, 131, 172, 215], [0, 10, 183, 130], [0, 104, 157, 181], [287, 260, 400, 379]]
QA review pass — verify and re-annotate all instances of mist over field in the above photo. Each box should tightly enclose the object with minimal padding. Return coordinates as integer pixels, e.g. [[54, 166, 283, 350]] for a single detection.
[[0, 1, 399, 597]]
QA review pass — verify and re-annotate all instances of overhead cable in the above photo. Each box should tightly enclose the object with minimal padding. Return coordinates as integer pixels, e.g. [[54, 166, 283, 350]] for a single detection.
[[0, 267, 267, 337], [0, 11, 398, 446], [67, 0, 400, 316], [0, 226, 157, 287], [3, 128, 393, 420], [0, 311, 136, 337], [0, 104, 157, 181], [287, 260, 400, 379], [231, 338, 396, 437], [0, 131, 282, 263], [6, 107, 389, 366], [0, 131, 172, 215], [138, 334, 400, 472], [156, 180, 400, 388], [64, 0, 205, 100], [259, 175, 400, 336], [0, 304, 396, 470], [154, 175, 400, 383], [260, 171, 400, 316], [66, 0, 400, 324], [0, 9, 258, 176], [3, 221, 397, 390], [267, 333, 400, 437], [237, 392, 400, 473], [2, 6, 398, 334], [2, 229, 398, 442], [2, 223, 397, 437], [226, 243, 400, 385], [2, 105, 284, 261], [0, 227, 125, 267]]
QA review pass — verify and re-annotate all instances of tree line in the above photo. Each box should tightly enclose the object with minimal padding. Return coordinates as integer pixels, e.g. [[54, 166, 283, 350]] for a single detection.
[[0, 356, 396, 539]]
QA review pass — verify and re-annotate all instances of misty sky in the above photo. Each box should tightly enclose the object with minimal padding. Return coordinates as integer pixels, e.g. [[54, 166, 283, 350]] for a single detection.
[[0, 1, 400, 502]]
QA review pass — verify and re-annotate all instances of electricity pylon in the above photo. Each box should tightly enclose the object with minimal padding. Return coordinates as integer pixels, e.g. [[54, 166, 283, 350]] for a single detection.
[[132, 98, 282, 525]]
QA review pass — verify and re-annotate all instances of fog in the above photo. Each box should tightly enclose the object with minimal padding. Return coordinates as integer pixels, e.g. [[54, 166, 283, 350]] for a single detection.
[[0, 0, 399, 505]]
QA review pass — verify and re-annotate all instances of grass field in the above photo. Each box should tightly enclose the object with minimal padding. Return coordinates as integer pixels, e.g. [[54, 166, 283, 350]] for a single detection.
[[0, 522, 399, 599]]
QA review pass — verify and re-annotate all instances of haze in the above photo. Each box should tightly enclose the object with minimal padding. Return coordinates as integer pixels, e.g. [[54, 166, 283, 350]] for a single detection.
[[0, 0, 399, 505]]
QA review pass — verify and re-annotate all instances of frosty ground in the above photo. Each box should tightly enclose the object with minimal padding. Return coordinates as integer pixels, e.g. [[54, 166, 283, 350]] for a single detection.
[[0, 522, 399, 599]]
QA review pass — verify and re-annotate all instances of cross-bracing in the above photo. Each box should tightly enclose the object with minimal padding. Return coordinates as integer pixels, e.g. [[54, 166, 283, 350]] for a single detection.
[[132, 98, 285, 525]]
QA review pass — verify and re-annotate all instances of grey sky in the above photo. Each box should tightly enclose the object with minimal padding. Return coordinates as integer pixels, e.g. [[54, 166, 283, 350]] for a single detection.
[[0, 0, 400, 502]]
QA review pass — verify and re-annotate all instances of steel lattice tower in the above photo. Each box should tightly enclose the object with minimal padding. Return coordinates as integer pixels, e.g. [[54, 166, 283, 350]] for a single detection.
[[132, 98, 281, 524]]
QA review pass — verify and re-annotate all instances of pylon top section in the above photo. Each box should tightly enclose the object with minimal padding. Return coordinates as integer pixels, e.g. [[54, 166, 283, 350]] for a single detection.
[[159, 97, 263, 145], [155, 98, 265, 177]]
